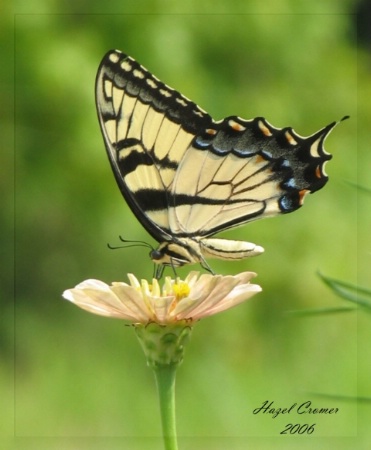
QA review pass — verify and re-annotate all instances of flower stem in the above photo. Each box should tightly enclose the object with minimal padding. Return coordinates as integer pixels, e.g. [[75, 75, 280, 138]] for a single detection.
[[134, 322, 192, 450], [153, 364, 178, 450]]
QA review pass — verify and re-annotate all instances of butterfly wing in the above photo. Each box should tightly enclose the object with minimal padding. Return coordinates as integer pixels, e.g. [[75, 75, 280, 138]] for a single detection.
[[95, 49, 213, 242], [170, 116, 336, 237], [96, 49, 342, 267]]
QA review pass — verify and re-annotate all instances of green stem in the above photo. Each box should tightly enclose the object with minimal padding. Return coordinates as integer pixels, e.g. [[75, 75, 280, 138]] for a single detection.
[[134, 322, 192, 450], [153, 364, 178, 450]]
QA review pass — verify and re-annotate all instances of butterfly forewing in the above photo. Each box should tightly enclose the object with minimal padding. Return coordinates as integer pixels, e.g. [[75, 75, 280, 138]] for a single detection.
[[96, 50, 213, 241]]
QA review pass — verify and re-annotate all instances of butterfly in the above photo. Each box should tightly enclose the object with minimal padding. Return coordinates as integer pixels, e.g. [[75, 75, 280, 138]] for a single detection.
[[95, 49, 346, 278]]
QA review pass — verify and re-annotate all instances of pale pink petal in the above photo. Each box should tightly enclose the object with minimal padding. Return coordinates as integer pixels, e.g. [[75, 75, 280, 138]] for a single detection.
[[63, 281, 140, 320], [179, 276, 241, 318], [231, 271, 258, 284], [191, 284, 262, 320], [196, 276, 260, 318], [169, 276, 222, 318], [173, 272, 260, 320], [62, 288, 121, 317], [148, 295, 177, 323], [186, 273, 218, 300], [109, 283, 154, 322], [183, 271, 202, 288]]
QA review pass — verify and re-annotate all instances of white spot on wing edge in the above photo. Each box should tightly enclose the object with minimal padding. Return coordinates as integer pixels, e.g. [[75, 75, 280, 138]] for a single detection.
[[322, 160, 329, 177], [309, 138, 321, 157], [121, 60, 132, 71], [133, 69, 145, 79], [235, 116, 254, 123], [109, 52, 120, 63], [146, 78, 157, 89], [160, 88, 173, 98], [175, 97, 188, 106], [194, 110, 204, 118]]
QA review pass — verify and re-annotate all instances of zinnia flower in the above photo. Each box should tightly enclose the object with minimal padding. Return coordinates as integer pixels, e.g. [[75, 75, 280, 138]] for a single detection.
[[62, 271, 261, 325], [62, 270, 262, 446]]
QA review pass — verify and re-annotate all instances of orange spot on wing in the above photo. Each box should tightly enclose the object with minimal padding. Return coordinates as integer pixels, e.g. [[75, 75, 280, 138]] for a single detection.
[[231, 122, 244, 131], [255, 154, 266, 164], [315, 165, 322, 178], [285, 130, 297, 145], [299, 189, 310, 204], [228, 119, 246, 132], [258, 121, 272, 136]]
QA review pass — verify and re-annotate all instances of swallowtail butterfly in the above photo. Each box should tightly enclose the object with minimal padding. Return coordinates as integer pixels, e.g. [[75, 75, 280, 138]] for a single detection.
[[96, 49, 345, 278]]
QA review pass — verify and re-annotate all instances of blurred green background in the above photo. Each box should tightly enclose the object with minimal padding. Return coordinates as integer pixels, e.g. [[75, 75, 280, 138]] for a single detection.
[[4, 0, 369, 448]]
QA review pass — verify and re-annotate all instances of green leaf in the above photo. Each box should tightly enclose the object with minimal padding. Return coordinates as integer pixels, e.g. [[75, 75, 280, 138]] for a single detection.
[[318, 273, 371, 312]]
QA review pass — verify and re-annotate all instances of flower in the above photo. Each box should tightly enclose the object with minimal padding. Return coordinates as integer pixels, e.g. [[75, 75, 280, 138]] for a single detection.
[[62, 271, 261, 325]]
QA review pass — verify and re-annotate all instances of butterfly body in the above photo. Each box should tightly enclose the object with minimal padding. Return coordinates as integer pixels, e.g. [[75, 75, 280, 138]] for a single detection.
[[150, 236, 264, 267], [96, 49, 343, 276]]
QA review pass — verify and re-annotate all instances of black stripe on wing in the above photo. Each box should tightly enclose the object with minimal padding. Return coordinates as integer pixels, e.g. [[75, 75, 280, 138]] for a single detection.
[[115, 138, 179, 176]]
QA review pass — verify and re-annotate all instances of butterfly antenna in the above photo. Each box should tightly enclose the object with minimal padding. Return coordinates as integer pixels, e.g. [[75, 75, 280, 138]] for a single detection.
[[107, 236, 155, 251], [118, 236, 155, 249]]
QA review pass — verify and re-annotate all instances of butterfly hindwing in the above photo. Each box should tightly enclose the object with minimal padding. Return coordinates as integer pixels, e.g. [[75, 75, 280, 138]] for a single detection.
[[170, 116, 335, 237]]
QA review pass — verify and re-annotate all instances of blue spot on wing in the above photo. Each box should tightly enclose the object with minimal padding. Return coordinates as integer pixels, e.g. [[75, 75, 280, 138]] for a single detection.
[[279, 194, 300, 213]]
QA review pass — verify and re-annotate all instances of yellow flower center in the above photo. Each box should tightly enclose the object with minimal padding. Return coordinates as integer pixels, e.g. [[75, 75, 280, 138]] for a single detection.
[[172, 281, 191, 300]]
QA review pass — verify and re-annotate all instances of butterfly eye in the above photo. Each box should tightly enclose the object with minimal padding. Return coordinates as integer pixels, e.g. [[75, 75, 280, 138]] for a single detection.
[[150, 249, 164, 262]]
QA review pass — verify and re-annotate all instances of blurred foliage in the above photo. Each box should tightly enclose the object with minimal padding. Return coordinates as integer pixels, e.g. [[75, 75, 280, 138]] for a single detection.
[[4, 0, 370, 448], [319, 273, 371, 312]]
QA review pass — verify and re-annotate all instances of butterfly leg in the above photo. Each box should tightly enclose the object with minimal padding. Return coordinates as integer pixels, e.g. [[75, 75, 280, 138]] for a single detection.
[[153, 263, 165, 280], [169, 258, 179, 279], [199, 256, 215, 275]]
